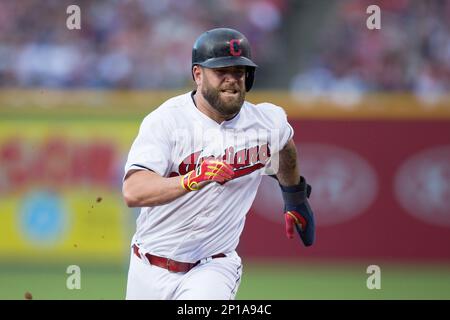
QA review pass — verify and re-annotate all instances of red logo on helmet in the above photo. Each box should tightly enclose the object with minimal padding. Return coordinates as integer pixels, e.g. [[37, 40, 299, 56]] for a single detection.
[[229, 39, 242, 56]]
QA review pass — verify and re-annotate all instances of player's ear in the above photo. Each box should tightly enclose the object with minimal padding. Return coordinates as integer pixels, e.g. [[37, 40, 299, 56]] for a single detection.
[[193, 65, 202, 86]]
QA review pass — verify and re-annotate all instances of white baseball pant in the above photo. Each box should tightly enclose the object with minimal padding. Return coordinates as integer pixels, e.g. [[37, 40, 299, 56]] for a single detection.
[[125, 250, 243, 300]]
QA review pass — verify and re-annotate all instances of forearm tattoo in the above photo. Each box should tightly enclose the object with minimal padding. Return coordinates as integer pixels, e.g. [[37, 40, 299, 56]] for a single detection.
[[276, 140, 300, 186]]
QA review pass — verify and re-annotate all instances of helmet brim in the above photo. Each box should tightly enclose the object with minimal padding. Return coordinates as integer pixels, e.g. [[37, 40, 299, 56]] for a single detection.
[[196, 56, 257, 69]]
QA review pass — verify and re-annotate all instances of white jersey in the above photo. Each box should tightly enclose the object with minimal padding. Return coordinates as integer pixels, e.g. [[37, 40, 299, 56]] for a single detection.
[[124, 91, 293, 262]]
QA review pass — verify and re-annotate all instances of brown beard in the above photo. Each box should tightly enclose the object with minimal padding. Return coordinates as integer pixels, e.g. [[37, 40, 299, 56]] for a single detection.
[[201, 80, 245, 117]]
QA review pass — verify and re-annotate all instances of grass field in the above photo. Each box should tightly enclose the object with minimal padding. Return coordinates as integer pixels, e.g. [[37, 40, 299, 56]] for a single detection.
[[1, 262, 450, 300]]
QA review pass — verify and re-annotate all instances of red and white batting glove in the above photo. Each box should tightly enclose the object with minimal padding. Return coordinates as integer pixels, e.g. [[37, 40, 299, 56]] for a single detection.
[[284, 210, 307, 239], [181, 159, 235, 191]]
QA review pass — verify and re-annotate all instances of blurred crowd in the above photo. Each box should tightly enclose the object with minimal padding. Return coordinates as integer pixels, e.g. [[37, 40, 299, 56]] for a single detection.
[[0, 0, 449, 99], [0, 0, 285, 89], [291, 0, 450, 104]]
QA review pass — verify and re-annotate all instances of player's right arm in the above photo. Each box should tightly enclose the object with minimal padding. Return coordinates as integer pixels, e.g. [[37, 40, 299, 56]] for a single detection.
[[123, 170, 187, 207], [123, 158, 235, 207]]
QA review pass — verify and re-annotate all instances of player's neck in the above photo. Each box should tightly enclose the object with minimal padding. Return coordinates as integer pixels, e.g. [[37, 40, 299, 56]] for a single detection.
[[193, 91, 237, 124]]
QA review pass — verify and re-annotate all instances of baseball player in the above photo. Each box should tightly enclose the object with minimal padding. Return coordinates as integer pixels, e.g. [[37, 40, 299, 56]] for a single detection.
[[122, 28, 315, 300]]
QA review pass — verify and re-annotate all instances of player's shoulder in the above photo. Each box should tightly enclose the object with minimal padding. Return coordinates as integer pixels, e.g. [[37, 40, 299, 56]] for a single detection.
[[151, 92, 190, 114], [254, 101, 286, 113], [142, 92, 191, 122], [243, 100, 288, 121], [159, 92, 192, 111]]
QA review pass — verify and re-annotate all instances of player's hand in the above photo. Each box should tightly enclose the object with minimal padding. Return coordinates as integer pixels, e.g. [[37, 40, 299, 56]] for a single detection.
[[280, 176, 315, 246], [181, 159, 235, 191]]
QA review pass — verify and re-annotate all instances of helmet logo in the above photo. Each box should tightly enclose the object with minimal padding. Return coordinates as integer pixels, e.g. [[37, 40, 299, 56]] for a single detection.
[[229, 39, 242, 56]]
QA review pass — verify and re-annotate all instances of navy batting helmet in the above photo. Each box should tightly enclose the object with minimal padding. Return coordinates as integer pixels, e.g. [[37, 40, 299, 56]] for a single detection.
[[192, 28, 258, 91]]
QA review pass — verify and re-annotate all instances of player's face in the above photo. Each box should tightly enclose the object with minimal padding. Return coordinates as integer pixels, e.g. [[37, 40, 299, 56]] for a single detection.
[[200, 66, 246, 117]]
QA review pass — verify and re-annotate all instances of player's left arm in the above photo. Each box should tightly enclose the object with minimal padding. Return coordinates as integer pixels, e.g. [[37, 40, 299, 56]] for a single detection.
[[275, 139, 300, 186], [275, 138, 315, 246]]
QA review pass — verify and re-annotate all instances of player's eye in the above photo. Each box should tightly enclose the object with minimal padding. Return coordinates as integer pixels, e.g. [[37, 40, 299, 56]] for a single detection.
[[215, 69, 227, 76], [234, 70, 245, 78], [215, 68, 244, 78]]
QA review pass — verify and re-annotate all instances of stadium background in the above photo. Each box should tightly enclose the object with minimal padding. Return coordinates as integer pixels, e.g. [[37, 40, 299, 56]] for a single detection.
[[1, 0, 449, 299]]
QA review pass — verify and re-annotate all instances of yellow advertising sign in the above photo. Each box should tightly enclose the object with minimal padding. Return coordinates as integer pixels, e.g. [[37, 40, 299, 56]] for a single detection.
[[0, 119, 139, 263]]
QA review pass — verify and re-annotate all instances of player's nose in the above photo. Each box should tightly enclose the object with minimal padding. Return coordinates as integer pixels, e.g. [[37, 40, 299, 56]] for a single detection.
[[222, 74, 242, 88], [223, 68, 245, 81]]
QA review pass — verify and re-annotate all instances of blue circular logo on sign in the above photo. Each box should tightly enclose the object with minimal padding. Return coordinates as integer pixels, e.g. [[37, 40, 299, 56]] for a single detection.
[[19, 191, 67, 245]]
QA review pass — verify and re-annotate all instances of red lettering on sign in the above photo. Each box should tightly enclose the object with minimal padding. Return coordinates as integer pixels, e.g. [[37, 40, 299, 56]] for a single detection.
[[0, 137, 118, 195]]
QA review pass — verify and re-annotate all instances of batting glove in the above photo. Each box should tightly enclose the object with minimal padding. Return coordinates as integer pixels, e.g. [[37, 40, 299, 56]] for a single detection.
[[181, 159, 235, 191], [279, 176, 315, 247]]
